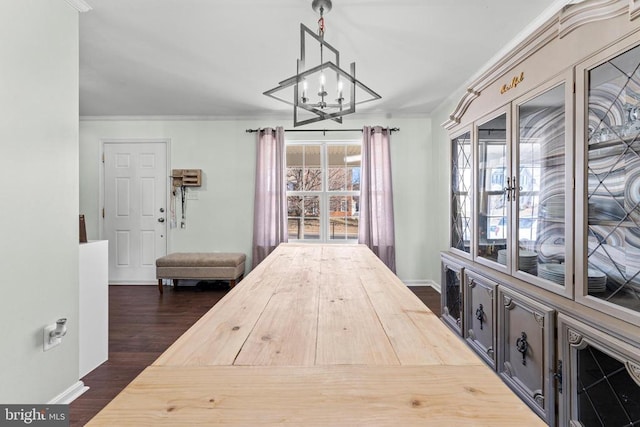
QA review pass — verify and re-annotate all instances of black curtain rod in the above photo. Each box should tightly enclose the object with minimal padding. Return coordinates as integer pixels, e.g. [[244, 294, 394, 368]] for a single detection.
[[245, 127, 399, 134]]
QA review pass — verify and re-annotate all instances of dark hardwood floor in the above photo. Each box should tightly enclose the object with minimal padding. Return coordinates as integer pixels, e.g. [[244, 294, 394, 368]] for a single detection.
[[70, 283, 441, 426]]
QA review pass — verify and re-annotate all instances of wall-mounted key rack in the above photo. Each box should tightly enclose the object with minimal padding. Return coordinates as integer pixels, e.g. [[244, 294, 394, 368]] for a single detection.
[[171, 169, 202, 187]]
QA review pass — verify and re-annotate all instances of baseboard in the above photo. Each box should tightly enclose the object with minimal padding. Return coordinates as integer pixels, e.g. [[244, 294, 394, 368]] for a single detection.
[[403, 280, 441, 293], [48, 381, 89, 404], [403, 280, 429, 287], [428, 280, 441, 293], [109, 280, 156, 285]]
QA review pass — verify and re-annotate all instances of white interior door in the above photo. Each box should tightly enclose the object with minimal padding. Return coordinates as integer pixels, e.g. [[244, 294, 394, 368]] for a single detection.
[[104, 142, 167, 284]]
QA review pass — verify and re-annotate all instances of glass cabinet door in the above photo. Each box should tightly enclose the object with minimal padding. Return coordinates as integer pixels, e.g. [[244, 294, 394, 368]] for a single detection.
[[558, 314, 640, 427], [451, 130, 472, 256], [476, 112, 509, 266], [577, 41, 640, 323], [515, 81, 572, 295], [441, 257, 464, 336]]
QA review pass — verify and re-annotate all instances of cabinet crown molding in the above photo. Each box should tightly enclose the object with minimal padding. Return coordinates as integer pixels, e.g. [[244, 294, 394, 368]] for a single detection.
[[559, 0, 628, 38], [443, 0, 635, 131]]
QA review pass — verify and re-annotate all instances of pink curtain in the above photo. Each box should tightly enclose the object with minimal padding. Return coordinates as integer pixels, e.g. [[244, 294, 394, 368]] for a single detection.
[[358, 126, 396, 272], [252, 127, 288, 268]]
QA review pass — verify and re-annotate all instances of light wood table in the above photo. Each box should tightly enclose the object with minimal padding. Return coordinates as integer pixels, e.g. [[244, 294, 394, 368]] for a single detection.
[[89, 244, 545, 426]]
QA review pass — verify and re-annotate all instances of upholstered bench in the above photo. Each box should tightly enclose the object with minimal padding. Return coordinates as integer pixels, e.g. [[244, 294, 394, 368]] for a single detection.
[[156, 252, 246, 294]]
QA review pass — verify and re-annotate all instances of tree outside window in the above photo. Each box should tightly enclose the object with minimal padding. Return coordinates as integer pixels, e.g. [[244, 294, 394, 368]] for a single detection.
[[286, 142, 360, 242]]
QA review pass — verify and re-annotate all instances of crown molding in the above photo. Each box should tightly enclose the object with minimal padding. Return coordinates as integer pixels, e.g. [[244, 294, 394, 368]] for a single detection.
[[79, 115, 288, 122], [442, 0, 635, 131], [64, 0, 92, 13]]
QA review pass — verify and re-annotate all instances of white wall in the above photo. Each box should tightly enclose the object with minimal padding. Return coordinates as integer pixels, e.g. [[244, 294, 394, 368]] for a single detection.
[[429, 96, 464, 287], [79, 115, 433, 283], [0, 0, 80, 402]]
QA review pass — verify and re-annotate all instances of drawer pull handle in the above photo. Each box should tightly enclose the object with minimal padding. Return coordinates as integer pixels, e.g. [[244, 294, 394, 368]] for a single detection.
[[516, 332, 528, 365], [475, 304, 485, 330], [554, 360, 563, 394]]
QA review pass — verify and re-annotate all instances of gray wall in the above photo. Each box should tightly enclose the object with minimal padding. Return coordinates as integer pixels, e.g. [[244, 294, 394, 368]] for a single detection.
[[0, 0, 80, 402], [79, 115, 435, 284]]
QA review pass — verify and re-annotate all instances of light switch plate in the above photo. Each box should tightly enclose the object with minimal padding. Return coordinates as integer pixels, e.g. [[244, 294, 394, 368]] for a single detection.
[[43, 324, 61, 351]]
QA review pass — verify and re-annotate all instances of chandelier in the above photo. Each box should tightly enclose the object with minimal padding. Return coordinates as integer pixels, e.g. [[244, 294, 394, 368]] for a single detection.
[[263, 0, 381, 127]]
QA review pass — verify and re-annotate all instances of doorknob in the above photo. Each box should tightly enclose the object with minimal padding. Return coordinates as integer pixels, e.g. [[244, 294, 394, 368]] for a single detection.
[[158, 217, 165, 223]]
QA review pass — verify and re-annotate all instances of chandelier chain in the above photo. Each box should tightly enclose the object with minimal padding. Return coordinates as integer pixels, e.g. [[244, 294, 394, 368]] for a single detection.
[[318, 7, 325, 37]]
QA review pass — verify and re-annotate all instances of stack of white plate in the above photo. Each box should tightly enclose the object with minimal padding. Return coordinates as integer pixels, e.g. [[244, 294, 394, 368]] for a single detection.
[[538, 263, 565, 284], [587, 268, 607, 293], [497, 249, 538, 274], [519, 250, 538, 274]]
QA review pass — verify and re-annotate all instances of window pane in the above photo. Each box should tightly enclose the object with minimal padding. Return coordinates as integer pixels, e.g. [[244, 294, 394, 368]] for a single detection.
[[286, 146, 303, 191], [329, 195, 359, 240], [304, 146, 322, 190], [285, 142, 360, 242], [287, 167, 303, 191], [287, 196, 302, 239], [287, 145, 322, 191], [328, 145, 361, 191], [303, 196, 320, 239], [304, 168, 322, 191]]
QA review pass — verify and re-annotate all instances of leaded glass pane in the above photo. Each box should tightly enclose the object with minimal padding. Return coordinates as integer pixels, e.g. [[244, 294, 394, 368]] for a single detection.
[[451, 132, 472, 253], [587, 45, 640, 313], [575, 344, 640, 426], [444, 266, 462, 330]]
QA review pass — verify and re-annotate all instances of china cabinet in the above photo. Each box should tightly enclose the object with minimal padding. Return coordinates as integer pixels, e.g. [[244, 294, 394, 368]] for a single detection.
[[441, 1, 640, 424]]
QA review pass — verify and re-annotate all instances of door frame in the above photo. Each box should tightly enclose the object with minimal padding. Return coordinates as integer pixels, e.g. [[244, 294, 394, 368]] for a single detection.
[[99, 138, 171, 283]]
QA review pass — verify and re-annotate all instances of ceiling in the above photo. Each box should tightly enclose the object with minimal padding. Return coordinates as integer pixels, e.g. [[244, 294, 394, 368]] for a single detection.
[[79, 0, 566, 120]]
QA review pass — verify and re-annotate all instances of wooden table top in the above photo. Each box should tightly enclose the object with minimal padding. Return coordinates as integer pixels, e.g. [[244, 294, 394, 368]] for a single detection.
[[88, 243, 545, 426]]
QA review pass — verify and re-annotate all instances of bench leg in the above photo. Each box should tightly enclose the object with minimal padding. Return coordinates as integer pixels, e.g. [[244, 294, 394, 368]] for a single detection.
[[230, 274, 243, 289], [173, 279, 179, 290], [158, 279, 163, 295]]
